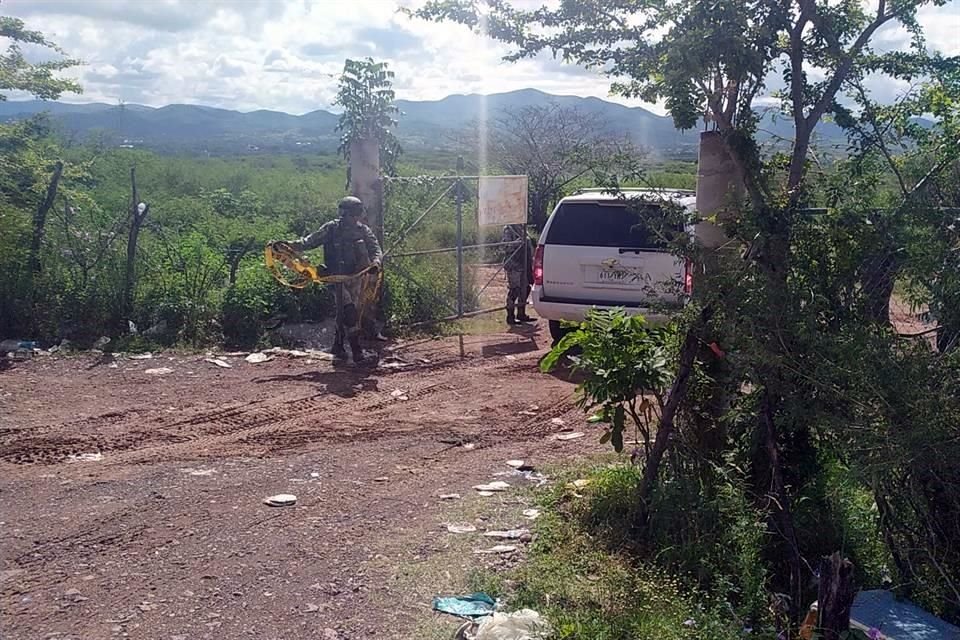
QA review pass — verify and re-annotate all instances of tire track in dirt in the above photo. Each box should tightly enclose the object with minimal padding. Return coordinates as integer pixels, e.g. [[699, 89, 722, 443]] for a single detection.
[[0, 351, 556, 468]]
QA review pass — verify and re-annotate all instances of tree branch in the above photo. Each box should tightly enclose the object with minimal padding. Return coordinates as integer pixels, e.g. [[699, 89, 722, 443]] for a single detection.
[[805, 7, 898, 133]]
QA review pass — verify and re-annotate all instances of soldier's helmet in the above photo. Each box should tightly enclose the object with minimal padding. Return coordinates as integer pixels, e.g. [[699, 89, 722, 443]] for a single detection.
[[338, 196, 364, 217]]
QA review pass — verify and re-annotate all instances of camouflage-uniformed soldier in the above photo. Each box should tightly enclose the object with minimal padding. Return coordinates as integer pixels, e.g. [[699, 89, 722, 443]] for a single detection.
[[502, 224, 535, 325], [291, 196, 383, 363]]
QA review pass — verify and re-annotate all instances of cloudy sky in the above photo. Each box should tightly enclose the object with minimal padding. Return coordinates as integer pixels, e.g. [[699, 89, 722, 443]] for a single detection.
[[5, 0, 959, 115]]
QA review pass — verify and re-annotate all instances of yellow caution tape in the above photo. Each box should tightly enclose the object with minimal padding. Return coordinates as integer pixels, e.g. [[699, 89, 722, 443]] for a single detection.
[[264, 242, 383, 323]]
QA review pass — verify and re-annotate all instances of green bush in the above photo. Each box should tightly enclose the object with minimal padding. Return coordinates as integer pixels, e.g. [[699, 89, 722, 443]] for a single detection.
[[510, 464, 752, 640], [221, 260, 336, 348]]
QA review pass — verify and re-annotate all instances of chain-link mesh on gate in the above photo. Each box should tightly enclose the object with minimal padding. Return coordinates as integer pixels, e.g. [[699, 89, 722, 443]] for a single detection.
[[380, 168, 527, 330]]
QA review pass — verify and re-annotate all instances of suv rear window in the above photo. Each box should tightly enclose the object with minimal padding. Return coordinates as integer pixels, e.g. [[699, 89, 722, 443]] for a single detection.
[[544, 202, 669, 249]]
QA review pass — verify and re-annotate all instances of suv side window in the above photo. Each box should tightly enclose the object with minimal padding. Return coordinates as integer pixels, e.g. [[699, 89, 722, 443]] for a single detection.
[[545, 202, 669, 250]]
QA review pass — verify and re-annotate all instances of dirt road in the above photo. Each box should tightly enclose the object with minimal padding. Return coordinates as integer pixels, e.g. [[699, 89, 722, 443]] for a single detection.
[[0, 321, 595, 640]]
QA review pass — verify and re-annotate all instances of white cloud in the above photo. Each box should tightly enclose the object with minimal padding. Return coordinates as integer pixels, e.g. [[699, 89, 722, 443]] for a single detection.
[[3, 0, 958, 116]]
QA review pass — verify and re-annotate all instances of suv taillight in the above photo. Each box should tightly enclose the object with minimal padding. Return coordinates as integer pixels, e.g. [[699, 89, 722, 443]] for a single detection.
[[533, 245, 544, 285], [683, 258, 693, 295]]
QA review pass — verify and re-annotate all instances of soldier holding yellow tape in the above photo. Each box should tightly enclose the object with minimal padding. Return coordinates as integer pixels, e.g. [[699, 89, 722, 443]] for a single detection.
[[272, 196, 382, 365]]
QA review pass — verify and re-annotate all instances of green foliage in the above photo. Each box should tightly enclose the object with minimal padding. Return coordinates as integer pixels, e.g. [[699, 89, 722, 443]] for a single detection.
[[542, 309, 674, 454], [0, 130, 459, 345], [509, 463, 761, 639], [335, 58, 402, 176], [0, 16, 81, 101]]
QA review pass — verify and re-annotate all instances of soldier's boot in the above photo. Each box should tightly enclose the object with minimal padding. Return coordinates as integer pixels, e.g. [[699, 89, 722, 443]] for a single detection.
[[506, 308, 518, 325], [331, 334, 348, 364], [516, 306, 534, 323], [349, 335, 375, 365]]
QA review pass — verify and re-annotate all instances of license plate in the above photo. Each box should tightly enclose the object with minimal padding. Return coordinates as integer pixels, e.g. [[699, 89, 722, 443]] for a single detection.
[[596, 268, 645, 285]]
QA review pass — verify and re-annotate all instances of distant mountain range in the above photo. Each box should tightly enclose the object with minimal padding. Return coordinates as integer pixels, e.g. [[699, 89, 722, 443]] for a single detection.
[[0, 88, 848, 157]]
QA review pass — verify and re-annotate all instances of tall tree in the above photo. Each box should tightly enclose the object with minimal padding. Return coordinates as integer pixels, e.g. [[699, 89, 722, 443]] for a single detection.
[[1, 15, 81, 333], [412, 0, 959, 624], [476, 103, 641, 229], [334, 57, 401, 243], [1, 16, 81, 101], [334, 57, 402, 179]]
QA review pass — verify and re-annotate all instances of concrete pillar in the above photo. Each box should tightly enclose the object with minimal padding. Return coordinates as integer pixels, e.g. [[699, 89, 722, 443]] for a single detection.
[[694, 130, 742, 250], [349, 137, 383, 241]]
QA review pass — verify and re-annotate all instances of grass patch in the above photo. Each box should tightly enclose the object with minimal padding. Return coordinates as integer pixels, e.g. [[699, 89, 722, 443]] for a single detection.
[[495, 463, 755, 640]]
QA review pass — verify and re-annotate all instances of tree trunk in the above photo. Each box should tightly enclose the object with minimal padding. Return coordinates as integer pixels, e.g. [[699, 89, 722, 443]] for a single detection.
[[227, 240, 255, 286], [29, 160, 64, 275], [762, 387, 805, 624], [529, 191, 552, 231], [123, 168, 149, 320], [635, 303, 712, 525], [817, 553, 856, 640], [861, 250, 899, 325]]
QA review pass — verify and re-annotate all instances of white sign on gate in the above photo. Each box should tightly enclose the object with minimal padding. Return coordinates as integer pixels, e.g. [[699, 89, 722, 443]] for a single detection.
[[477, 175, 528, 226]]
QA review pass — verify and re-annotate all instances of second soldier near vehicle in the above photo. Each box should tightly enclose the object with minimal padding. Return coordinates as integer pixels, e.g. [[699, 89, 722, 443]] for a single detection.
[[289, 196, 383, 364], [501, 224, 535, 325]]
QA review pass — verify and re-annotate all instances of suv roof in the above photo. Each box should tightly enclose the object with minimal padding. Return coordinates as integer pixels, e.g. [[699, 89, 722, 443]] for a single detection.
[[562, 188, 696, 206]]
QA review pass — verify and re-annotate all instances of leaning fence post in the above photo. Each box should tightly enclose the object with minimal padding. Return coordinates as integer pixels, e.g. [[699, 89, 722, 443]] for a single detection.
[[455, 156, 465, 319]]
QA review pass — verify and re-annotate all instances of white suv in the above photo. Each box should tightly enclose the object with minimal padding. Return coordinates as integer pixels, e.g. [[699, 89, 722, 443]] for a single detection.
[[532, 188, 695, 343]]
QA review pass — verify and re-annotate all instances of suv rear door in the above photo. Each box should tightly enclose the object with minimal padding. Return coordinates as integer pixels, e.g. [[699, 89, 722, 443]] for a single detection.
[[539, 199, 684, 307]]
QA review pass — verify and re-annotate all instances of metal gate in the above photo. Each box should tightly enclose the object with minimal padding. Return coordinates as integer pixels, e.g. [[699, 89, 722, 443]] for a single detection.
[[380, 158, 529, 331]]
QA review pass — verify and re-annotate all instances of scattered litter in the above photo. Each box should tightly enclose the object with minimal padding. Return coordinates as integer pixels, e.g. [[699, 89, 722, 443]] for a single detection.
[[373, 476, 389, 482], [262, 347, 309, 357], [204, 358, 232, 369], [505, 459, 525, 469], [439, 493, 462, 500], [550, 417, 565, 426], [517, 411, 538, 417], [128, 353, 154, 360], [263, 494, 297, 507], [522, 509, 540, 520], [245, 352, 273, 364], [108, 362, 118, 369], [477, 491, 495, 497], [494, 470, 548, 487], [555, 432, 584, 441], [446, 524, 477, 534], [474, 481, 510, 492], [390, 389, 409, 401], [474, 545, 517, 555], [569, 479, 591, 489], [432, 593, 496, 619], [310, 472, 320, 478], [483, 529, 530, 540], [473, 609, 552, 640], [379, 357, 412, 370], [462, 443, 477, 451], [180, 467, 216, 476], [67, 452, 103, 463], [144, 367, 174, 375]]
